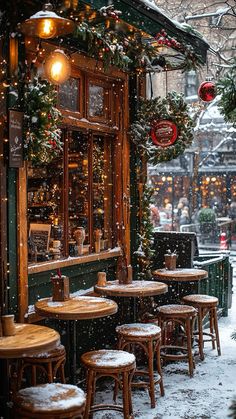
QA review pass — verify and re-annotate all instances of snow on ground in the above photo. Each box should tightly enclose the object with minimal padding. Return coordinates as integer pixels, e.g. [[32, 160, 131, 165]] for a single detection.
[[94, 258, 236, 419]]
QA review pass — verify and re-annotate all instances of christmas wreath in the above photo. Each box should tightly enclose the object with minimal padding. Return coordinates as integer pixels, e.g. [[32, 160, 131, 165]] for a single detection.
[[24, 78, 63, 165], [131, 92, 195, 164]]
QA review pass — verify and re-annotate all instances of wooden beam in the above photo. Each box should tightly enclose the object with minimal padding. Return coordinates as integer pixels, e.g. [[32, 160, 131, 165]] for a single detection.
[[17, 163, 28, 322]]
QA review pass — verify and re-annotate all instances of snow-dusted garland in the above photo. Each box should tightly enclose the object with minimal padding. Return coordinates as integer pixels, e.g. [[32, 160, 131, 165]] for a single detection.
[[217, 59, 236, 127], [24, 78, 63, 165], [131, 92, 195, 164]]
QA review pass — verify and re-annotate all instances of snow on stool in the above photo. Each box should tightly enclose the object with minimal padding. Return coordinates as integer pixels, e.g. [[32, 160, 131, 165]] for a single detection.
[[14, 383, 86, 418], [81, 349, 136, 419], [116, 323, 163, 408]]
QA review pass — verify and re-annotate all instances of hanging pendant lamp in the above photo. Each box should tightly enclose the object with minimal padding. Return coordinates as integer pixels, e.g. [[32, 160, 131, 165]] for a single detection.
[[19, 2, 75, 39]]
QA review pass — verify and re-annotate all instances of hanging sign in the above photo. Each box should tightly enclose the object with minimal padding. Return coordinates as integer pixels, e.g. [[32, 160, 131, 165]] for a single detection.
[[151, 120, 178, 148], [9, 109, 24, 167]]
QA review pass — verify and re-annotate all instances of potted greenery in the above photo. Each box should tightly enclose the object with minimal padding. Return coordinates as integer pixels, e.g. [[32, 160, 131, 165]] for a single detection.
[[197, 208, 216, 234]]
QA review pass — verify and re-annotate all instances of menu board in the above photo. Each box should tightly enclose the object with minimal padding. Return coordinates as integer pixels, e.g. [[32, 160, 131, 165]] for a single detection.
[[9, 109, 24, 168], [29, 224, 51, 255]]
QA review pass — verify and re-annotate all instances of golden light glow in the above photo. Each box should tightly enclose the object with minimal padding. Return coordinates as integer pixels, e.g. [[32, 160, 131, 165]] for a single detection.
[[38, 19, 57, 39], [44, 49, 71, 85]]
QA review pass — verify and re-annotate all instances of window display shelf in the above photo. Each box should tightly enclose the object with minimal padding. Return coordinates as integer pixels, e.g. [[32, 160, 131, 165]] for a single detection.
[[28, 247, 121, 274]]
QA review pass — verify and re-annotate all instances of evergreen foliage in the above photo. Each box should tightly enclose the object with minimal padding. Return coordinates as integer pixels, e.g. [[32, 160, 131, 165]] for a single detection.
[[131, 92, 195, 164], [197, 208, 216, 224], [24, 78, 63, 165], [135, 184, 155, 279], [217, 60, 236, 126]]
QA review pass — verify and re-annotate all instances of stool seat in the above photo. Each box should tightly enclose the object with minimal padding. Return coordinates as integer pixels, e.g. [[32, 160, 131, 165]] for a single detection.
[[158, 304, 197, 316], [182, 294, 218, 306], [81, 349, 136, 370], [24, 344, 66, 360], [15, 383, 85, 418], [116, 323, 161, 339], [17, 344, 66, 389], [81, 349, 136, 419]]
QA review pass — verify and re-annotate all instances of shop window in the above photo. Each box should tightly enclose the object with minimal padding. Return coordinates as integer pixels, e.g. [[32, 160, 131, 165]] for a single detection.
[[58, 77, 80, 112], [87, 80, 110, 123], [27, 131, 114, 263]]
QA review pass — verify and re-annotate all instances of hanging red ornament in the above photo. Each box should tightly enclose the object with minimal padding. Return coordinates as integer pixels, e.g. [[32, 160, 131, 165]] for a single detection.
[[198, 81, 217, 102], [151, 120, 178, 148]]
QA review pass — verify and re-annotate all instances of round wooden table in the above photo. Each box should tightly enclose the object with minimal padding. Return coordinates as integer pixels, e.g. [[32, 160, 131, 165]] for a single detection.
[[35, 296, 118, 384], [94, 280, 168, 324], [0, 323, 60, 359], [152, 268, 208, 303], [152, 268, 208, 283], [94, 280, 168, 298]]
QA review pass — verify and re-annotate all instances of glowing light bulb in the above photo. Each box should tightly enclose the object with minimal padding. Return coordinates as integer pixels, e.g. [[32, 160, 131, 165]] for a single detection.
[[38, 19, 57, 39], [44, 49, 71, 85]]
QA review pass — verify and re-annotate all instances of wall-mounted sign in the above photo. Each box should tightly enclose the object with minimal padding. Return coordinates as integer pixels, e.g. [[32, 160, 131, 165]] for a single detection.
[[151, 120, 178, 148], [9, 109, 24, 167]]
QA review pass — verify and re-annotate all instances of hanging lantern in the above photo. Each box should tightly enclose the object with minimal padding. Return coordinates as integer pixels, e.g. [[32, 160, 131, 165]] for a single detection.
[[198, 81, 217, 102], [44, 49, 71, 85], [19, 3, 75, 39]]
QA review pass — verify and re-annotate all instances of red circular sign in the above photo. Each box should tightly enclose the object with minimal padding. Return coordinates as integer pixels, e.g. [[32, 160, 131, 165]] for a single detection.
[[151, 120, 178, 148]]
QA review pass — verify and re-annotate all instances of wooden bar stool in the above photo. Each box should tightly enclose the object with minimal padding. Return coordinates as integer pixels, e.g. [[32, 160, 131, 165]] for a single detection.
[[81, 349, 136, 419], [182, 294, 221, 360], [17, 344, 66, 389], [116, 323, 164, 408], [14, 382, 86, 418], [157, 304, 197, 377]]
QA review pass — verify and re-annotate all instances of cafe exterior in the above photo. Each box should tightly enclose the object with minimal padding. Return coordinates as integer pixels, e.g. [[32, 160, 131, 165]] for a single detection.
[[1, 2, 235, 418], [0, 0, 210, 322]]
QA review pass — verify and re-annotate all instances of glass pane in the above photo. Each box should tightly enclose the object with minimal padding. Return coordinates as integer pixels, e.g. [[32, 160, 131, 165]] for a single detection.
[[58, 78, 79, 111], [27, 158, 64, 262], [88, 84, 104, 117], [93, 136, 113, 250], [68, 131, 89, 254]]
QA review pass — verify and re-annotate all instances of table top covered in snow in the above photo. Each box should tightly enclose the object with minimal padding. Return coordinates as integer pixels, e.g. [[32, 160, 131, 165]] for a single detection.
[[35, 296, 118, 320], [0, 323, 60, 358], [94, 280, 168, 297], [152, 268, 208, 282]]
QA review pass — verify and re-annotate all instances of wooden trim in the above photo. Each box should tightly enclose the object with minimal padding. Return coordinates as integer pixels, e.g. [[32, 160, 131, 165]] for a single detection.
[[88, 132, 93, 249], [0, 114, 8, 312], [63, 130, 69, 257], [17, 163, 28, 322], [28, 248, 122, 275], [60, 115, 118, 134]]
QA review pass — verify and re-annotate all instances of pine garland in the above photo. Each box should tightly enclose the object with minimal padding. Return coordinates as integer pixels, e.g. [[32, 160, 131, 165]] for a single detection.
[[131, 92, 195, 164], [217, 60, 236, 126], [135, 184, 155, 279], [24, 78, 63, 165]]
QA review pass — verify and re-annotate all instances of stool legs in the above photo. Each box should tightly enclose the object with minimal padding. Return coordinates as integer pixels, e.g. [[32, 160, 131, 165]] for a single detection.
[[156, 345, 164, 397], [198, 307, 204, 361], [84, 370, 95, 419], [147, 340, 155, 408], [212, 307, 221, 356], [196, 306, 221, 360], [186, 318, 194, 377]]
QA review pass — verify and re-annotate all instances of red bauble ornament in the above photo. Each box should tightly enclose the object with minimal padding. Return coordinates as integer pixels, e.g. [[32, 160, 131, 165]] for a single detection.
[[151, 120, 178, 148], [198, 81, 217, 102]]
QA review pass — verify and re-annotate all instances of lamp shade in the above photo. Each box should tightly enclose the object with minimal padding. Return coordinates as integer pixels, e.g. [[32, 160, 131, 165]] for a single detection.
[[44, 49, 71, 85], [19, 3, 75, 39]]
